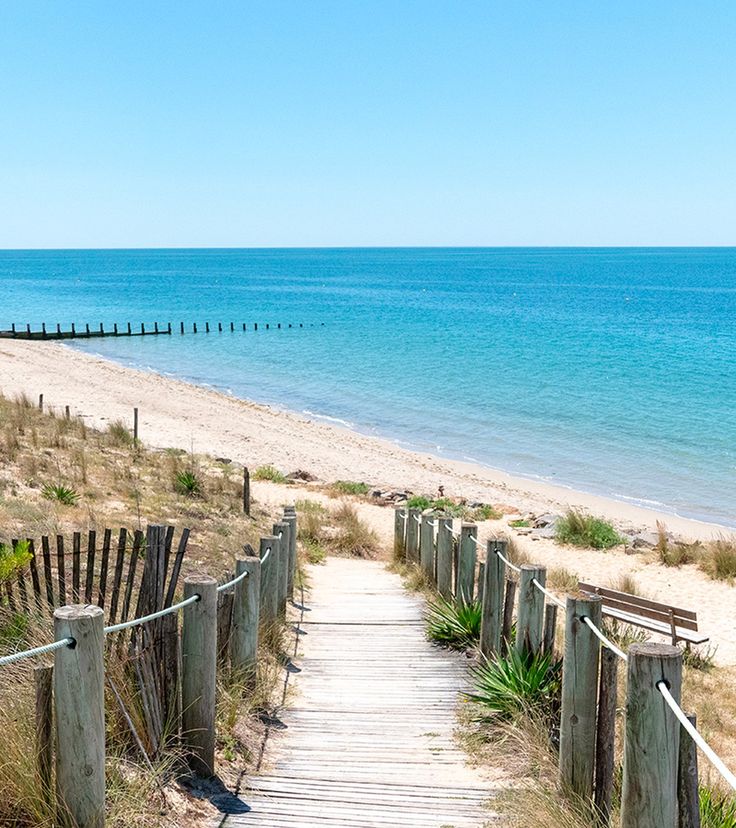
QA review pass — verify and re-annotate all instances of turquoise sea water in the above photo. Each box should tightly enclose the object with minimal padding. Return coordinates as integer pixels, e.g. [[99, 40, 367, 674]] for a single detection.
[[1, 248, 735, 527]]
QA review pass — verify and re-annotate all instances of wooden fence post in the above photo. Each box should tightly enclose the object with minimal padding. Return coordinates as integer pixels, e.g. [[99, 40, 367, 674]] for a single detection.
[[595, 647, 618, 824], [38, 393, 44, 412], [35, 664, 53, 804], [456, 524, 477, 605], [393, 507, 406, 560], [133, 407, 138, 442], [419, 515, 435, 581], [181, 576, 217, 776], [480, 539, 506, 658], [435, 518, 453, 598], [543, 603, 558, 656], [515, 564, 546, 656], [500, 578, 516, 655], [230, 553, 260, 685], [273, 521, 289, 615], [54, 604, 105, 827], [283, 511, 297, 600], [259, 536, 279, 621], [559, 594, 603, 803], [242, 467, 251, 515], [621, 643, 683, 828], [678, 713, 701, 828], [405, 508, 420, 562]]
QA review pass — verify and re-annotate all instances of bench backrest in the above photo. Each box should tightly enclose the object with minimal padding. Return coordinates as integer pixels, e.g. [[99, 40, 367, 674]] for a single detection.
[[578, 582, 698, 632]]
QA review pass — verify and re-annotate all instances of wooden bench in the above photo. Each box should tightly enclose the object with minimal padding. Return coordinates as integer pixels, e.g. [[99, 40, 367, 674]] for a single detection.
[[578, 581, 709, 646]]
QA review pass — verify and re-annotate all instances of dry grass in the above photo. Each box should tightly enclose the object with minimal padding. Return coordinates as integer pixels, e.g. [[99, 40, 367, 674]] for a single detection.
[[547, 566, 579, 592], [700, 537, 736, 582]]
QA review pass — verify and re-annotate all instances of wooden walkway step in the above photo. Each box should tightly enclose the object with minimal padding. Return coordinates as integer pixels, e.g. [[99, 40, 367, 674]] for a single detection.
[[215, 558, 498, 827]]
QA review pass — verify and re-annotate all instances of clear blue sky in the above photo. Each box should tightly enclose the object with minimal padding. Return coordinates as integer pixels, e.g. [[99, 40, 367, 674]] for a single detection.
[[1, 1, 734, 247]]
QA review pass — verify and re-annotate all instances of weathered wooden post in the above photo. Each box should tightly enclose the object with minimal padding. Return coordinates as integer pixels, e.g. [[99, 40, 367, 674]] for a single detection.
[[230, 322, 234, 332], [99, 322, 104, 335], [133, 407, 139, 442], [113, 323, 118, 335], [56, 323, 61, 337], [419, 515, 435, 580], [27, 322, 32, 336], [64, 405, 70, 419], [140, 322, 145, 334], [126, 321, 131, 335], [405, 508, 420, 562], [500, 578, 516, 655], [242, 467, 251, 516], [456, 524, 477, 605], [71, 322, 76, 336], [42, 323, 47, 338], [480, 539, 506, 658], [436, 518, 453, 598], [230, 553, 260, 685], [193, 322, 198, 333], [34, 664, 53, 802], [678, 713, 700, 828], [259, 536, 278, 621], [38, 393, 43, 412], [181, 576, 217, 776], [515, 564, 546, 656], [181, 321, 185, 334], [621, 643, 683, 828], [477, 562, 485, 607], [284, 510, 297, 600], [11, 322, 16, 337], [167, 322, 172, 334], [154, 322, 159, 334], [206, 322, 210, 333], [543, 603, 558, 656], [393, 507, 406, 560], [595, 647, 618, 824], [273, 521, 289, 614], [559, 594, 603, 803], [54, 604, 105, 827]]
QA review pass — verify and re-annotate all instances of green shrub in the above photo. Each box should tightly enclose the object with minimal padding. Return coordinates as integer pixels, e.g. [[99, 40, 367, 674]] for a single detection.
[[700, 786, 736, 828], [700, 538, 736, 581], [41, 483, 80, 506], [682, 643, 717, 672], [555, 510, 622, 549], [174, 470, 203, 497], [0, 540, 32, 584], [302, 539, 327, 564], [656, 522, 701, 567], [426, 597, 481, 649], [406, 495, 432, 511], [331, 480, 371, 496], [107, 419, 133, 447], [253, 464, 287, 483], [468, 649, 562, 721], [509, 518, 531, 528], [471, 504, 502, 521]]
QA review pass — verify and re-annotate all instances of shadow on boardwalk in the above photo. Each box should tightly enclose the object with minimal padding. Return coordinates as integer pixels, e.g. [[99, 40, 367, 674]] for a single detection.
[[214, 557, 499, 828]]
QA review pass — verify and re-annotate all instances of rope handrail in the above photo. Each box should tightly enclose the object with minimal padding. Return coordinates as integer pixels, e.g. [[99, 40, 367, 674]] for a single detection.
[[398, 512, 407, 522], [216, 569, 249, 593], [581, 615, 628, 661], [413, 514, 421, 524], [104, 594, 200, 634], [0, 637, 74, 667], [657, 679, 736, 792], [261, 546, 272, 564], [495, 547, 521, 573], [532, 577, 566, 609]]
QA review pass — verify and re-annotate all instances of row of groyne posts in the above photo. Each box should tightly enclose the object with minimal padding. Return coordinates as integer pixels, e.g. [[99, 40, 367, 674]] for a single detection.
[[0, 507, 299, 828], [0, 320, 323, 340], [394, 505, 735, 828]]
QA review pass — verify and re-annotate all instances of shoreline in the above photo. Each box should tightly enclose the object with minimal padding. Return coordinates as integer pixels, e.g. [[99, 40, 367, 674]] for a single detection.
[[0, 338, 731, 542]]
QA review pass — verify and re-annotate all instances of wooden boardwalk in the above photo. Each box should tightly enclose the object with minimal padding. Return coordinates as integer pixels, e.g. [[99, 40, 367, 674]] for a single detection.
[[217, 558, 497, 828]]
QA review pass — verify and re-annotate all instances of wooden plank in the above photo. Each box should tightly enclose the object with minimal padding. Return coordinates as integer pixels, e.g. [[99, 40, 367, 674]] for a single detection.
[[28, 539, 42, 609], [578, 582, 697, 622], [56, 534, 67, 606], [601, 607, 705, 641], [41, 536, 54, 606], [34, 665, 53, 803], [84, 529, 97, 604], [108, 529, 128, 623], [164, 527, 189, 608], [97, 528, 112, 607], [72, 532, 81, 603], [120, 530, 143, 623]]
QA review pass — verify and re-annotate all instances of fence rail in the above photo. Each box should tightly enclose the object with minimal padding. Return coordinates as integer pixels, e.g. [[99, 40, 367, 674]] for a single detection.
[[394, 505, 736, 825], [0, 508, 298, 827]]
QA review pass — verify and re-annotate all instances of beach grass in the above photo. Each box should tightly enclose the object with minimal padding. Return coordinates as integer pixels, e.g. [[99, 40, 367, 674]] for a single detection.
[[555, 509, 623, 549]]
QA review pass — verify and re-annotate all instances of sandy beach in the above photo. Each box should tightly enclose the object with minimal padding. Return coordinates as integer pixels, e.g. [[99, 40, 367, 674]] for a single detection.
[[2, 338, 736, 664]]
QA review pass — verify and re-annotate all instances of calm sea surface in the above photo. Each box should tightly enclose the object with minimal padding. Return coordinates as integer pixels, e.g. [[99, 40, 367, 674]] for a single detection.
[[1, 248, 735, 526]]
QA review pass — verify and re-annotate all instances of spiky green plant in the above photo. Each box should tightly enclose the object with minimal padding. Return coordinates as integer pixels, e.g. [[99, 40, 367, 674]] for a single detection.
[[700, 786, 736, 828], [174, 469, 203, 497], [41, 483, 80, 506], [425, 596, 481, 649], [468, 648, 562, 721], [0, 540, 32, 585], [331, 480, 371, 496], [253, 464, 287, 483]]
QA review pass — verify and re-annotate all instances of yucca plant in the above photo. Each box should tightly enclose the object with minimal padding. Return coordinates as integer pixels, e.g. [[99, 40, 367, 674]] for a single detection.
[[425, 596, 481, 649], [468, 648, 562, 721], [41, 482, 80, 506], [174, 469, 203, 497]]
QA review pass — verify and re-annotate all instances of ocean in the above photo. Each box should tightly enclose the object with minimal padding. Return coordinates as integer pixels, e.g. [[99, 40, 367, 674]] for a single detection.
[[1, 247, 735, 527]]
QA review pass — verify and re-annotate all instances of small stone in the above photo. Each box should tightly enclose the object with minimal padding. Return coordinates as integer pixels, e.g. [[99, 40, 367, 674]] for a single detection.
[[215, 457, 232, 464], [533, 513, 559, 529]]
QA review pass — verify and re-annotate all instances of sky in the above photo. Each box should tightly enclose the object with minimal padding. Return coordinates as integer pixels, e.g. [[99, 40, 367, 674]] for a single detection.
[[0, 1, 735, 248]]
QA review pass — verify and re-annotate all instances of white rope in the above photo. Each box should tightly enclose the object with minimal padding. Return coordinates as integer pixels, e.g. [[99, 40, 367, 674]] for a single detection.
[[398, 512, 407, 522], [469, 534, 482, 546], [426, 520, 438, 528], [413, 514, 421, 524], [532, 577, 566, 609], [217, 569, 249, 593], [104, 594, 200, 634], [657, 680, 736, 791], [0, 637, 74, 667], [581, 616, 628, 661], [261, 547, 272, 564], [495, 547, 521, 573]]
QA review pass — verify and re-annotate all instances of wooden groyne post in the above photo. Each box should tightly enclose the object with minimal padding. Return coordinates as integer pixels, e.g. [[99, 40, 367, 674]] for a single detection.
[[456, 523, 477, 605], [419, 514, 434, 581], [479, 539, 506, 658], [435, 517, 453, 599], [230, 553, 261, 684], [515, 564, 546, 655]]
